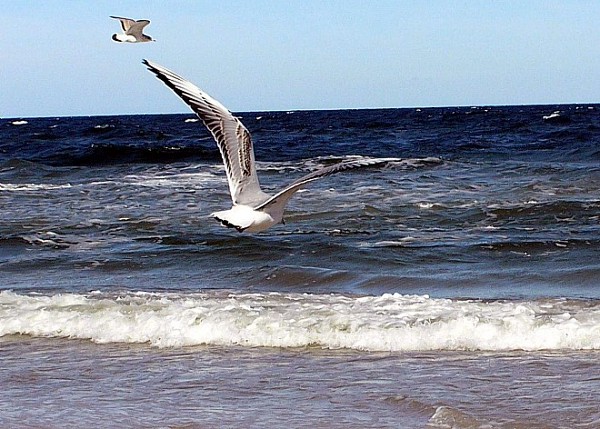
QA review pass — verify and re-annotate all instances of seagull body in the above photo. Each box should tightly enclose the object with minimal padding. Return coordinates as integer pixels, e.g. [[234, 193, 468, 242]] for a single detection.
[[143, 60, 387, 233], [111, 16, 154, 43]]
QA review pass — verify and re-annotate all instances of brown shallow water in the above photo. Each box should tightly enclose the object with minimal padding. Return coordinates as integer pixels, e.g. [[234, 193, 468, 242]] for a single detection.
[[1, 337, 598, 428]]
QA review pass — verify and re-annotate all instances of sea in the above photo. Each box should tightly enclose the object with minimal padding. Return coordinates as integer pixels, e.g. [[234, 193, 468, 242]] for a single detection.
[[1, 105, 599, 428]]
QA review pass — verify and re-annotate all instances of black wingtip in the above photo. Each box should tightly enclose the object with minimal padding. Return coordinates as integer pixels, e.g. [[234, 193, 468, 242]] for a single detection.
[[142, 59, 157, 75]]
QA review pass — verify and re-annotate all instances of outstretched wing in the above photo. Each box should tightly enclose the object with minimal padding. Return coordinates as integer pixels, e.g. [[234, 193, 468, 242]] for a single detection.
[[127, 20, 151, 37], [110, 16, 135, 32], [255, 158, 390, 211], [143, 59, 268, 206]]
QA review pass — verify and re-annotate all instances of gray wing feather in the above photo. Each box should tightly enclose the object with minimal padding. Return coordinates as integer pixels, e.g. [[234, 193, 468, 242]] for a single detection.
[[127, 20, 150, 37], [143, 60, 267, 205], [255, 158, 389, 211], [110, 16, 135, 32]]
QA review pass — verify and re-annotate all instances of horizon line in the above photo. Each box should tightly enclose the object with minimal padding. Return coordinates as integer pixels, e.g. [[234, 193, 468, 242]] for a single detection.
[[3, 101, 599, 120]]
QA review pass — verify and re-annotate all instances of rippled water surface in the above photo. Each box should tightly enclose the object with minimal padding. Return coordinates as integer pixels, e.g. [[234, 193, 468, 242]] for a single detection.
[[1, 105, 599, 427], [2, 338, 599, 428]]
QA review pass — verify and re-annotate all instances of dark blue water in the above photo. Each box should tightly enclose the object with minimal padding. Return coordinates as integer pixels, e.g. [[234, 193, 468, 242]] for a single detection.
[[2, 105, 599, 297], [3, 105, 599, 165], [1, 105, 599, 428]]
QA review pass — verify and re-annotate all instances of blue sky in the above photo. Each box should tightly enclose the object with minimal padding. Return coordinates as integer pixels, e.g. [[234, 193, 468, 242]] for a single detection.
[[1, 1, 599, 118]]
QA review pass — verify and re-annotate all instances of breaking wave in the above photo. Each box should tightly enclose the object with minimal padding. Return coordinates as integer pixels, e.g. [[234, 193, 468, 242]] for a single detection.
[[1, 290, 599, 351]]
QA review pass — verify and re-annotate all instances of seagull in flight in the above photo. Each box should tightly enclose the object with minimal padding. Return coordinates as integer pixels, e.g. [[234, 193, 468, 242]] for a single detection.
[[143, 59, 388, 233], [111, 16, 154, 43]]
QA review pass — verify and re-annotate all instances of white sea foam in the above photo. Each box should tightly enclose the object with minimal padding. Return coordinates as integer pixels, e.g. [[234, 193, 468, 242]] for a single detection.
[[11, 120, 28, 125], [543, 111, 562, 121], [0, 183, 73, 192], [369, 238, 417, 247], [1, 291, 599, 351], [428, 406, 492, 428], [121, 171, 219, 188], [417, 202, 440, 209]]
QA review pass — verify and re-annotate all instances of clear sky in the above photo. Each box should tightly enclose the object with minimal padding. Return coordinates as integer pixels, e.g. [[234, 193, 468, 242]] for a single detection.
[[1, 1, 599, 118]]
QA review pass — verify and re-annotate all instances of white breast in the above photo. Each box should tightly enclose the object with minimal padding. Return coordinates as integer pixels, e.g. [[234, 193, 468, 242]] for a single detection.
[[212, 205, 280, 233], [114, 34, 138, 43]]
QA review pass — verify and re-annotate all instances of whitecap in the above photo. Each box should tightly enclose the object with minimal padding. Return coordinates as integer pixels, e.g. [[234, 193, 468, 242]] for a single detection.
[[428, 406, 492, 429], [121, 171, 219, 188], [0, 183, 73, 192], [369, 238, 416, 247], [543, 111, 562, 121], [2, 290, 599, 351]]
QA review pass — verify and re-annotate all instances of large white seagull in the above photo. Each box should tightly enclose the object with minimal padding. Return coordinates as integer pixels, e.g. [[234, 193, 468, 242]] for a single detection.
[[143, 59, 387, 233]]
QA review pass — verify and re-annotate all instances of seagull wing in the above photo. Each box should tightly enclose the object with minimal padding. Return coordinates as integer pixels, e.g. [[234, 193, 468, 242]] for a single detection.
[[255, 158, 389, 211], [110, 16, 135, 32], [143, 60, 268, 206], [127, 19, 151, 37]]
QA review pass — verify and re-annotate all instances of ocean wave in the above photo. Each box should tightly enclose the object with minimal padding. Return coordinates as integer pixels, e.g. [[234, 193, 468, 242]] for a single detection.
[[121, 171, 218, 188], [427, 406, 495, 429], [320, 155, 440, 165], [543, 110, 571, 124], [0, 182, 73, 192], [477, 238, 600, 252], [70, 143, 222, 165], [111, 156, 439, 187], [485, 200, 600, 222], [1, 290, 599, 351]]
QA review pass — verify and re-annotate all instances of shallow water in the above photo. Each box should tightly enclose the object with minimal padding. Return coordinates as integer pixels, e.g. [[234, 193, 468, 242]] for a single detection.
[[1, 338, 599, 428]]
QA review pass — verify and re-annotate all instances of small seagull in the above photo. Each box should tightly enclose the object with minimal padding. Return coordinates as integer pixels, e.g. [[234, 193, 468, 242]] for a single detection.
[[143, 59, 389, 233], [110, 16, 155, 43]]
